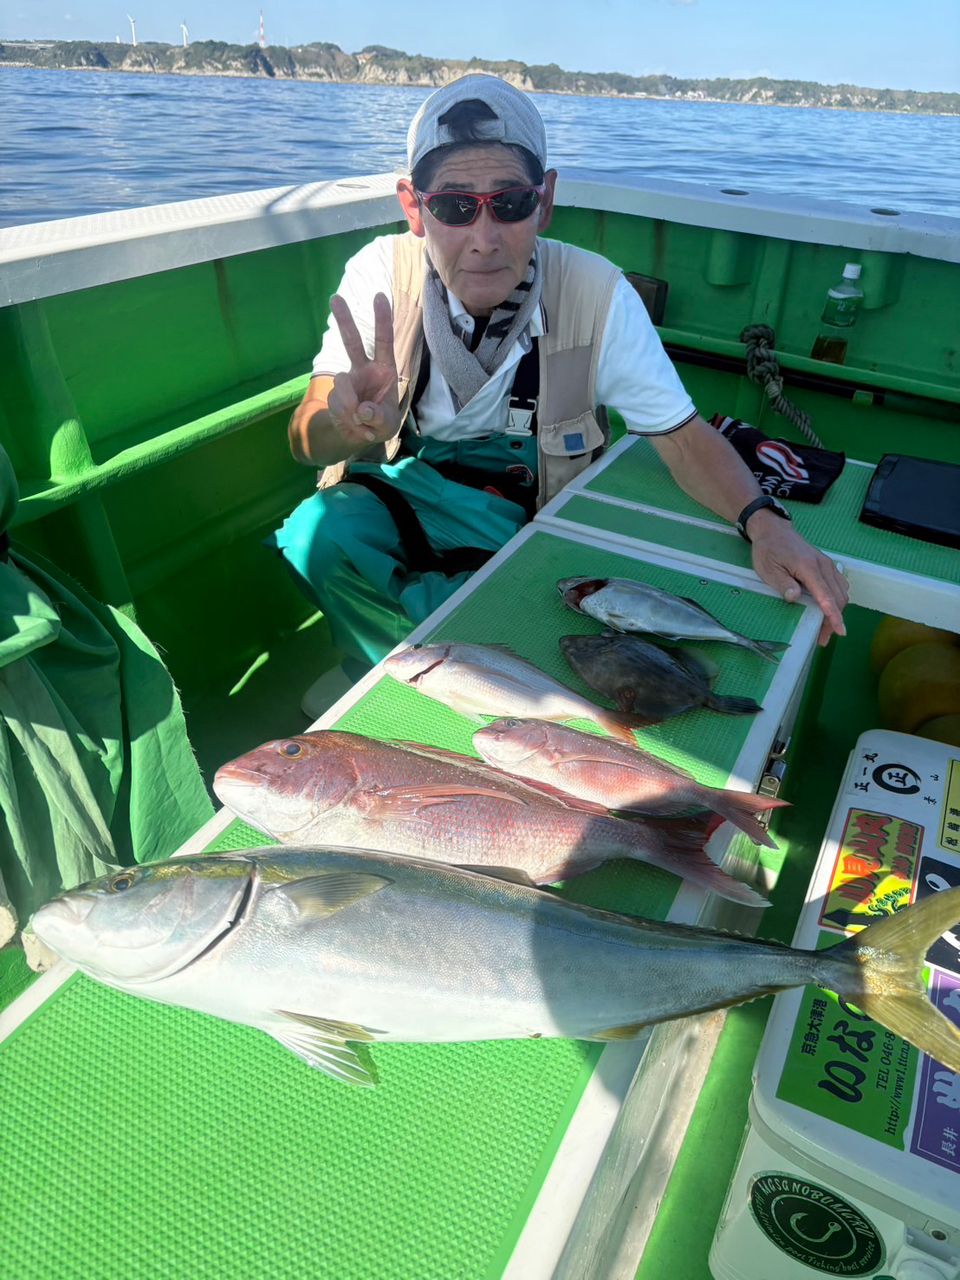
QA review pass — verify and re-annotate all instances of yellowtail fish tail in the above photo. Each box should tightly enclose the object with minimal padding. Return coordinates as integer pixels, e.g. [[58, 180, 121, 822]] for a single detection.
[[704, 790, 791, 849], [703, 691, 764, 716], [634, 813, 770, 908], [831, 886, 960, 1074], [744, 638, 789, 663]]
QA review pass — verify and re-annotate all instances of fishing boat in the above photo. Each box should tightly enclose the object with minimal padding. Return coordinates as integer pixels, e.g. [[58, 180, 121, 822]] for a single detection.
[[1, 168, 958, 1279]]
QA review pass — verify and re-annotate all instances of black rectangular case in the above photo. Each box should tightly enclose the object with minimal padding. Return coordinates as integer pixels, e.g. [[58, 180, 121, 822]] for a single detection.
[[859, 453, 960, 551]]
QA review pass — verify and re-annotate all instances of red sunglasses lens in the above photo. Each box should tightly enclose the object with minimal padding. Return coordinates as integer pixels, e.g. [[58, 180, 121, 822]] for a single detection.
[[423, 187, 542, 226]]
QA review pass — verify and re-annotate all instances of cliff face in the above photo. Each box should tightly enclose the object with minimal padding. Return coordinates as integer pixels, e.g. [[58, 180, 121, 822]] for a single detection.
[[1, 40, 956, 114]]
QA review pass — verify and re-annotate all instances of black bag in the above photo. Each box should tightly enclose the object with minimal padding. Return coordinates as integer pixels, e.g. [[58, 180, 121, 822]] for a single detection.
[[710, 414, 845, 504]]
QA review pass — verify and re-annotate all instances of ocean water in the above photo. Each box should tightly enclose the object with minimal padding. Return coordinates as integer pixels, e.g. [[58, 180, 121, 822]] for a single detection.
[[2, 65, 959, 228]]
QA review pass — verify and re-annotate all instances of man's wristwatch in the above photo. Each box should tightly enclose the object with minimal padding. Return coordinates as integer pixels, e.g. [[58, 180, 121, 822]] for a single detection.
[[736, 495, 791, 543]]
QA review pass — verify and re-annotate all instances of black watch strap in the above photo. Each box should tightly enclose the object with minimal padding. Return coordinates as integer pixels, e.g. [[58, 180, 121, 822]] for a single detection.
[[736, 495, 791, 542]]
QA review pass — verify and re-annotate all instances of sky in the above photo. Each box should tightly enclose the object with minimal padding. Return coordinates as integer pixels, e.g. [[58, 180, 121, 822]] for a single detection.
[[4, 0, 959, 95]]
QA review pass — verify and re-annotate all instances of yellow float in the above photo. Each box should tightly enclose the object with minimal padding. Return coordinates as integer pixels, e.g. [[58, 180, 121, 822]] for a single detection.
[[876, 641, 960, 733], [868, 615, 958, 675]]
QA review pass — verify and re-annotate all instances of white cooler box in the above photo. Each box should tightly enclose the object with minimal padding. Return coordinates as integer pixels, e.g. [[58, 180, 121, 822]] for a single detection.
[[711, 729, 960, 1280]]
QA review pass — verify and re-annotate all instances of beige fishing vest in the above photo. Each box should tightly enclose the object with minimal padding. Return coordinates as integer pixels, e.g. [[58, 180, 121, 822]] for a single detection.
[[319, 233, 622, 510]]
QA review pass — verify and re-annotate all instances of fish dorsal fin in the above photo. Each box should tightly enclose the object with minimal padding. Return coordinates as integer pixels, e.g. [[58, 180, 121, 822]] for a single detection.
[[610, 803, 707, 823], [267, 871, 391, 921], [456, 864, 539, 887], [389, 741, 475, 764], [498, 775, 613, 817], [268, 1011, 380, 1086], [680, 596, 716, 620]]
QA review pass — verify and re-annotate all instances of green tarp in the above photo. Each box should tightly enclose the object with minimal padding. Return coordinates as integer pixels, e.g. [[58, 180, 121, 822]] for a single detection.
[[0, 445, 213, 941]]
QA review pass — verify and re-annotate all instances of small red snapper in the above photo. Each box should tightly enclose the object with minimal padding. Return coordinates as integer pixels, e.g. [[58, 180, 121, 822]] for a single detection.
[[213, 730, 768, 905], [472, 719, 789, 848]]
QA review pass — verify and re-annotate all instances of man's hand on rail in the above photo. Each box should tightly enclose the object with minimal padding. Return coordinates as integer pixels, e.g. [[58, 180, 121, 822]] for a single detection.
[[748, 511, 849, 646]]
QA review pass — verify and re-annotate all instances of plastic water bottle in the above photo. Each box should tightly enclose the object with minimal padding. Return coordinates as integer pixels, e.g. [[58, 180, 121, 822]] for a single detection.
[[820, 263, 864, 328]]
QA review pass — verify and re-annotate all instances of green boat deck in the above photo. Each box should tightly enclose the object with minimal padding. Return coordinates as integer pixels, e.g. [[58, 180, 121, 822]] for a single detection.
[[540, 432, 959, 631], [1, 524, 824, 1279]]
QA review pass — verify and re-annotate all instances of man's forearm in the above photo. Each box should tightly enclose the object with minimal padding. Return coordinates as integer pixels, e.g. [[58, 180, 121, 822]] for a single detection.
[[650, 414, 762, 525]]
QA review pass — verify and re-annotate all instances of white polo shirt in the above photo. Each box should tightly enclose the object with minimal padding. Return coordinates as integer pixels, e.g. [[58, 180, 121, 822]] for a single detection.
[[312, 235, 697, 443]]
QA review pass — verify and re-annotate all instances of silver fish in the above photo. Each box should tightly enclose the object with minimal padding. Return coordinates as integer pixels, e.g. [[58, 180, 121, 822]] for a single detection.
[[558, 576, 788, 662], [383, 642, 647, 744], [472, 718, 789, 848], [213, 730, 763, 904], [31, 850, 960, 1087]]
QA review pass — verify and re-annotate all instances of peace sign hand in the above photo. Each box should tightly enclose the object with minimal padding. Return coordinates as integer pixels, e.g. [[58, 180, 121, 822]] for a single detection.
[[327, 292, 402, 449]]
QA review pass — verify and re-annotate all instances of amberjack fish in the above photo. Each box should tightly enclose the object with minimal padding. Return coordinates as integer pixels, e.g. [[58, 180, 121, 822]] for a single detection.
[[472, 718, 788, 848], [558, 576, 788, 662], [31, 850, 960, 1087], [213, 730, 764, 904]]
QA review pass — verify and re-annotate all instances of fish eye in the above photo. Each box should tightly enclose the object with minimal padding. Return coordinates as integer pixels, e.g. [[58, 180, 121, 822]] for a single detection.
[[280, 742, 303, 757], [109, 873, 135, 893]]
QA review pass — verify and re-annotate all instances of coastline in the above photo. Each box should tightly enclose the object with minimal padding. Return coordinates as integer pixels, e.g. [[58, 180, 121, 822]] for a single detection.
[[0, 61, 952, 118]]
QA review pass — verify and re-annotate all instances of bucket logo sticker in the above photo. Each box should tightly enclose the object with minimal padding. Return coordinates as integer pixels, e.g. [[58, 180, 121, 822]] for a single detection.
[[818, 809, 920, 933], [749, 1174, 884, 1275], [871, 762, 921, 795]]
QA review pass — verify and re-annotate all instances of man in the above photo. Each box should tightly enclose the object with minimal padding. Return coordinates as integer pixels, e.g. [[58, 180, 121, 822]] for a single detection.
[[275, 74, 847, 674]]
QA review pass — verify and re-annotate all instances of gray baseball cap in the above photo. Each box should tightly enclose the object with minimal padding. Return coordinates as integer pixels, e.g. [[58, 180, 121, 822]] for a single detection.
[[406, 74, 547, 173]]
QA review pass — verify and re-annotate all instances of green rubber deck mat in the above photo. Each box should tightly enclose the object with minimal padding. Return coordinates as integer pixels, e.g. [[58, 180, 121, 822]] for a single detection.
[[0, 528, 804, 1280], [557, 437, 960, 586]]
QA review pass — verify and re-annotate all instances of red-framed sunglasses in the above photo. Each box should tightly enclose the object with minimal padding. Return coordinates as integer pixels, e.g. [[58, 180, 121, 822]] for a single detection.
[[417, 185, 545, 227]]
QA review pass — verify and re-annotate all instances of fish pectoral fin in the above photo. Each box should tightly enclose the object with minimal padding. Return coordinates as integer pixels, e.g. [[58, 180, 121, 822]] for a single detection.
[[268, 1011, 380, 1086], [591, 1020, 649, 1041], [456, 864, 539, 887], [268, 871, 391, 921], [672, 646, 718, 682], [370, 784, 528, 816]]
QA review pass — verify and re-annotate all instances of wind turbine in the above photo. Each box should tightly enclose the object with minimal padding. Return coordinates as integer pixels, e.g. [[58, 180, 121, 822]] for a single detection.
[[180, 22, 189, 47], [127, 15, 137, 47]]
